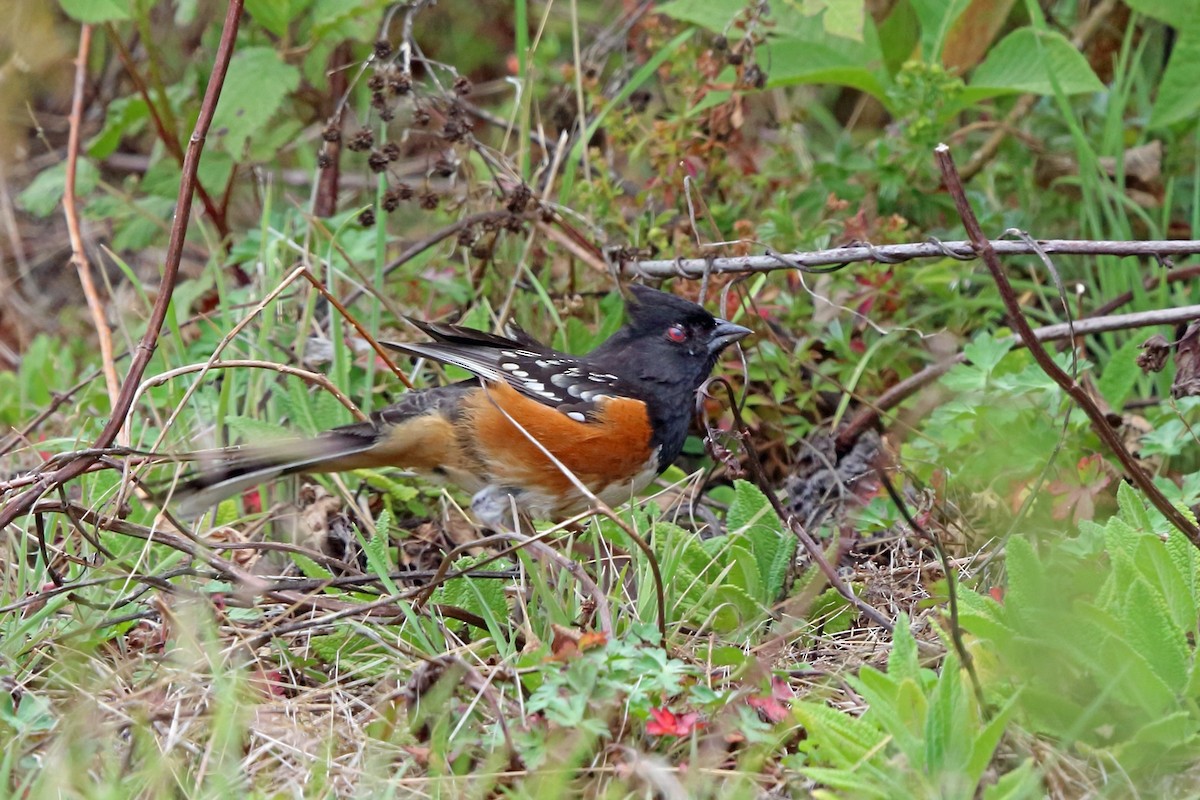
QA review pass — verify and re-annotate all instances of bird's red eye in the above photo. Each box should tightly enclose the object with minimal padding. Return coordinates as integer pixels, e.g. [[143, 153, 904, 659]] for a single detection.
[[666, 324, 688, 343]]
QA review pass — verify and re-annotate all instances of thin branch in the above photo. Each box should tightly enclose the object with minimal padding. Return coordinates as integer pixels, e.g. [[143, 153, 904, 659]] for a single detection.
[[0, 0, 245, 531], [934, 143, 1200, 545], [622, 239, 1200, 280], [63, 25, 121, 419]]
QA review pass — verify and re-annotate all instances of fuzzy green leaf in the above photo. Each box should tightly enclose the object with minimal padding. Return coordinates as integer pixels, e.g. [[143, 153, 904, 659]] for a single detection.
[[1124, 578, 1190, 693]]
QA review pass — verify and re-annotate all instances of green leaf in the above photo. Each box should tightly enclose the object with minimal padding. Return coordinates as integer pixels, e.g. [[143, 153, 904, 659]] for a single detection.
[[726, 479, 774, 533], [908, 0, 973, 62], [1149, 29, 1200, 128], [982, 759, 1042, 800], [762, 35, 889, 100], [58, 0, 131, 22], [1124, 578, 1190, 693], [1124, 0, 1200, 28], [211, 47, 301, 156], [961, 332, 1014, 376], [87, 95, 150, 159], [1133, 535, 1196, 637], [433, 556, 509, 626], [967, 693, 1019, 786], [224, 415, 289, 444], [310, 389, 351, 432], [794, 700, 889, 767], [924, 654, 972, 775], [1116, 481, 1156, 534], [656, 0, 745, 33], [888, 613, 923, 686], [1096, 338, 1143, 411], [963, 28, 1103, 102], [852, 667, 926, 767], [359, 508, 396, 595], [277, 379, 319, 434], [726, 480, 796, 599], [17, 159, 100, 218], [245, 0, 300, 38]]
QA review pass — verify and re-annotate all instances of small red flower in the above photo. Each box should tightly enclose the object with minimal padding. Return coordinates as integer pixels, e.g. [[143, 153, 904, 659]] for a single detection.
[[748, 676, 794, 723], [646, 707, 704, 737]]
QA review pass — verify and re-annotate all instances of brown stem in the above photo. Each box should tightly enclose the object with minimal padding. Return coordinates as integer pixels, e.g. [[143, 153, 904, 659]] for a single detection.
[[313, 42, 351, 218], [934, 143, 1199, 545], [63, 25, 121, 415]]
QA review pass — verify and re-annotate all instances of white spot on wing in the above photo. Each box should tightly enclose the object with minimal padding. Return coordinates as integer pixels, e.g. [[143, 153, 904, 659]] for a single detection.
[[567, 411, 587, 422]]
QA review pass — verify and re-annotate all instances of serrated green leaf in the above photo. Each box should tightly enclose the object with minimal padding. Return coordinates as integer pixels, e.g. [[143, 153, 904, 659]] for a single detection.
[[433, 556, 509, 626], [1124, 578, 1189, 693], [794, 700, 889, 767], [1115, 481, 1155, 533], [357, 470, 421, 503], [309, 628, 390, 677], [852, 667, 925, 767], [292, 552, 333, 580], [961, 332, 1014, 377], [359, 509, 396, 595], [277, 379, 319, 434], [1134, 535, 1196, 636], [310, 388, 350, 432], [727, 479, 774, 533]]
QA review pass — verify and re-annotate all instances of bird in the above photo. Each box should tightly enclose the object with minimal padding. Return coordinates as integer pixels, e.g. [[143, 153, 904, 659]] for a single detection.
[[175, 285, 751, 525]]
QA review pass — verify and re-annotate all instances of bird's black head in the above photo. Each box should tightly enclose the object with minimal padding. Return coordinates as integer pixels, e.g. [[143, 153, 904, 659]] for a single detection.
[[590, 284, 751, 466]]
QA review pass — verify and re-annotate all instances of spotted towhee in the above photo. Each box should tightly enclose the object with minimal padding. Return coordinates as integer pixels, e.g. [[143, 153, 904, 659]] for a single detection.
[[176, 285, 751, 524]]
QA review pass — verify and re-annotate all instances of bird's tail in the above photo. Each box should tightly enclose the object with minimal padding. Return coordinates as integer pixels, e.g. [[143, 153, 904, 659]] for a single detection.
[[173, 431, 377, 519]]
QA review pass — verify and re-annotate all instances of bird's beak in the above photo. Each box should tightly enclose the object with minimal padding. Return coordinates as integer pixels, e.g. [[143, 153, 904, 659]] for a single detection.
[[708, 319, 752, 353]]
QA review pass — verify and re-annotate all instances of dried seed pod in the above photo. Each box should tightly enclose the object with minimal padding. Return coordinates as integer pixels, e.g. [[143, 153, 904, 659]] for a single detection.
[[374, 39, 393, 59], [1138, 334, 1171, 373], [367, 150, 389, 173], [358, 208, 376, 227], [347, 128, 375, 152]]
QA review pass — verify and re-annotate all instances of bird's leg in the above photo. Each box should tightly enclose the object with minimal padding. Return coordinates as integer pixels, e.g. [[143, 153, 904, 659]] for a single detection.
[[470, 485, 526, 531]]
